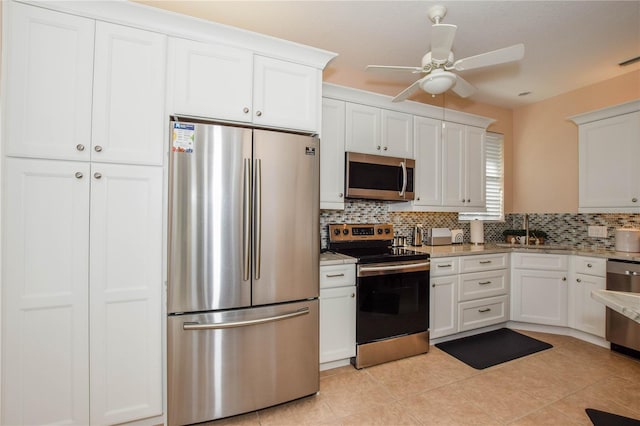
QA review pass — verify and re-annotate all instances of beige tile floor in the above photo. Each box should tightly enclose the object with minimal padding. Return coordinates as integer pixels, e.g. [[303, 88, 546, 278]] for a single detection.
[[205, 330, 640, 425]]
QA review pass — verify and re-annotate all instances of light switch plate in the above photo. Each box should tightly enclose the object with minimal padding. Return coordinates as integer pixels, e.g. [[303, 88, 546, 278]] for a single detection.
[[588, 225, 607, 238]]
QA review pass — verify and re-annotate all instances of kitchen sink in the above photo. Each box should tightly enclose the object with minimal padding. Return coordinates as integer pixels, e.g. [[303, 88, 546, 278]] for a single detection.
[[495, 243, 574, 251]]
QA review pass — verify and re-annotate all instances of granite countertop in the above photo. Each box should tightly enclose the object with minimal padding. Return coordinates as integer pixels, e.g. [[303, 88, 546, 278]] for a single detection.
[[591, 289, 640, 324], [320, 243, 640, 265]]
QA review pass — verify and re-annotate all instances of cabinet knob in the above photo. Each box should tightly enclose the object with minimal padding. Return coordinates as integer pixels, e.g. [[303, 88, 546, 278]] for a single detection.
[[467, 199, 471, 203], [256, 111, 262, 117], [243, 107, 250, 114], [338, 192, 343, 198], [94, 145, 103, 152], [351, 293, 355, 298], [383, 146, 388, 151], [376, 146, 381, 150], [75, 172, 83, 179], [576, 278, 582, 283], [417, 197, 420, 201], [633, 197, 638, 203], [562, 277, 567, 281], [94, 172, 102, 179], [587, 263, 592, 268], [76, 144, 85, 151], [432, 284, 435, 288], [462, 199, 466, 203]]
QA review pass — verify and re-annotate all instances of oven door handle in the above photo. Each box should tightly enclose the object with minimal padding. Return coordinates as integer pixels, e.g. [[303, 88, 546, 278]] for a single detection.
[[358, 261, 430, 277]]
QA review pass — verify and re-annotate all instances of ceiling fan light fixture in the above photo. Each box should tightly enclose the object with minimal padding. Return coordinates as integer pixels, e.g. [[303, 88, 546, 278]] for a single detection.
[[420, 70, 456, 95]]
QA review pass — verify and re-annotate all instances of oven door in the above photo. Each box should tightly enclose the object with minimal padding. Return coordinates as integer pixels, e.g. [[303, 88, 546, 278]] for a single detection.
[[356, 260, 429, 344]]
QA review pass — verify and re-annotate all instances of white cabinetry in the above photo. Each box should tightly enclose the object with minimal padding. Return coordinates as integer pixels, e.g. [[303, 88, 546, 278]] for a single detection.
[[6, 5, 166, 165], [319, 264, 356, 367], [169, 38, 321, 132], [430, 253, 509, 338], [320, 98, 346, 209], [430, 257, 459, 338], [2, 4, 164, 424], [442, 122, 486, 210], [511, 253, 569, 326], [413, 116, 442, 206], [569, 256, 606, 337], [570, 101, 640, 213], [345, 103, 413, 158]]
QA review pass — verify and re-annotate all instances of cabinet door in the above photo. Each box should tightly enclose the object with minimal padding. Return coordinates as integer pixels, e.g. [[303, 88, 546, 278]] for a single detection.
[[168, 37, 253, 122], [345, 103, 381, 155], [441, 122, 466, 207], [511, 269, 568, 326], [5, 3, 94, 161], [320, 98, 346, 209], [571, 274, 606, 337], [253, 55, 321, 132], [414, 116, 442, 206], [92, 22, 166, 166], [430, 275, 458, 338], [382, 110, 413, 158], [89, 164, 163, 424], [320, 286, 356, 363], [2, 158, 90, 425], [579, 111, 640, 211], [464, 126, 486, 209]]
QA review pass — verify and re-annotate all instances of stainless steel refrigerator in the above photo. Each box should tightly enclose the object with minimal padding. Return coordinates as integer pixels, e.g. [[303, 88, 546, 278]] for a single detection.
[[167, 118, 320, 426]]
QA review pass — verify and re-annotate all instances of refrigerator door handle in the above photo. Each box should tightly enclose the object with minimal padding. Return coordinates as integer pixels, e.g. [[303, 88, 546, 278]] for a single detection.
[[182, 307, 309, 330], [243, 158, 251, 281], [254, 158, 262, 280]]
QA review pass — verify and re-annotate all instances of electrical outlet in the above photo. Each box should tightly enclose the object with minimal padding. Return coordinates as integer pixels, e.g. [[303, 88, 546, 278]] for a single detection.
[[588, 225, 607, 238]]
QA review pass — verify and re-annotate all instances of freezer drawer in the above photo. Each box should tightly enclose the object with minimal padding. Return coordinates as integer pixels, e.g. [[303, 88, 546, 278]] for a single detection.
[[167, 300, 319, 426]]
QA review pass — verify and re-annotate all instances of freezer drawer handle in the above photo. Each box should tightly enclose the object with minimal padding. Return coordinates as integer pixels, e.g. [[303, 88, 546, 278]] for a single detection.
[[182, 307, 310, 330]]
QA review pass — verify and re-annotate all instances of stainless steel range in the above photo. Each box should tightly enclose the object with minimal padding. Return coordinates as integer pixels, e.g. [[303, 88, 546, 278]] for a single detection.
[[328, 223, 430, 369]]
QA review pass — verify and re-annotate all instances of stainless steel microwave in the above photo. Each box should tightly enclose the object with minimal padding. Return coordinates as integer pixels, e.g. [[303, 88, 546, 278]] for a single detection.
[[345, 152, 415, 201]]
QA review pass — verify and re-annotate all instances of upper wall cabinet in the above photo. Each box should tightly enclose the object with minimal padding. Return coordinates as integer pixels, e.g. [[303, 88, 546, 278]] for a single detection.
[[345, 103, 413, 158], [413, 116, 442, 207], [570, 101, 640, 213], [5, 4, 166, 165], [321, 98, 346, 209], [168, 38, 321, 133]]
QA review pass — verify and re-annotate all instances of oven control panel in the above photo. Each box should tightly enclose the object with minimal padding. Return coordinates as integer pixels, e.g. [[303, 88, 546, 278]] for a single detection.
[[329, 223, 393, 242]]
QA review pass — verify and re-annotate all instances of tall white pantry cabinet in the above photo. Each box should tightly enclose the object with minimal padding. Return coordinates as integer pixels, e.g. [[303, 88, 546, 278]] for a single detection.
[[2, 2, 164, 425]]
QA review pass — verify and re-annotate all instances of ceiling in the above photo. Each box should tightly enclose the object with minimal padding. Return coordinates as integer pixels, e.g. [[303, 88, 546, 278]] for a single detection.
[[139, 1, 640, 109]]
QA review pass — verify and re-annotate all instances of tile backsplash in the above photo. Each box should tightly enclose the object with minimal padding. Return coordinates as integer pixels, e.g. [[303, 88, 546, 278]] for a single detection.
[[320, 199, 640, 250]]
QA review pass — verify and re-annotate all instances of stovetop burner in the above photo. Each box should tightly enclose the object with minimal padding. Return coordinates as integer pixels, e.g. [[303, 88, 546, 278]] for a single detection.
[[327, 223, 428, 264]]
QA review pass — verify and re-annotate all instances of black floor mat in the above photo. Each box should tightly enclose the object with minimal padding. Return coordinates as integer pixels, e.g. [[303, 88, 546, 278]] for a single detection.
[[435, 328, 552, 369], [586, 409, 640, 426]]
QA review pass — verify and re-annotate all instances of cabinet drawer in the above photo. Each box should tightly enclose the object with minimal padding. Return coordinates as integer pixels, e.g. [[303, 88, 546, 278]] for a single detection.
[[512, 253, 568, 271], [430, 257, 459, 277], [460, 253, 508, 273], [320, 264, 356, 289], [573, 256, 606, 277], [458, 295, 509, 332], [459, 269, 508, 302]]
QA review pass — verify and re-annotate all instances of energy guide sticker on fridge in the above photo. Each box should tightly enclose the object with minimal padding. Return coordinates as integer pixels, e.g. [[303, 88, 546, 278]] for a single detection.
[[172, 122, 195, 153]]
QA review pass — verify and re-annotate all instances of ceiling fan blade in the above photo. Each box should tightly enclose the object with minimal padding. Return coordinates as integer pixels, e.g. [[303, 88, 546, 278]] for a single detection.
[[366, 65, 424, 73], [453, 43, 524, 71], [451, 75, 476, 98], [392, 78, 424, 103], [431, 24, 457, 62]]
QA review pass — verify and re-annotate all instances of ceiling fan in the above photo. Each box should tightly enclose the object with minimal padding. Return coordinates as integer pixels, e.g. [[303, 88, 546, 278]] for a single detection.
[[366, 5, 525, 102]]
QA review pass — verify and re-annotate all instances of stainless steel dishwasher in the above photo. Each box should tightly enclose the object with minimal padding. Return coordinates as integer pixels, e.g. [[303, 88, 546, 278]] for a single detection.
[[606, 260, 640, 357]]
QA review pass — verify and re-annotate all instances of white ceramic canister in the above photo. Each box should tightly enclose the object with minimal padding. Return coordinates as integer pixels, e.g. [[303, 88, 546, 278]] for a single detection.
[[614, 228, 640, 252]]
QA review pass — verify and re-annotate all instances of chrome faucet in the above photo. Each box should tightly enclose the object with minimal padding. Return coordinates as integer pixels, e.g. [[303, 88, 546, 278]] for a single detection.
[[523, 213, 529, 245]]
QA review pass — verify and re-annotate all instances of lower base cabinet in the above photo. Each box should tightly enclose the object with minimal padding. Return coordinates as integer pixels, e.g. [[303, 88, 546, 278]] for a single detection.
[[2, 158, 163, 425], [319, 264, 356, 364], [569, 256, 606, 337], [431, 274, 458, 338]]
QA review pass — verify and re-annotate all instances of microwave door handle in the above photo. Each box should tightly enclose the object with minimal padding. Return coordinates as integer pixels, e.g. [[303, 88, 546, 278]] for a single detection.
[[399, 161, 407, 196]]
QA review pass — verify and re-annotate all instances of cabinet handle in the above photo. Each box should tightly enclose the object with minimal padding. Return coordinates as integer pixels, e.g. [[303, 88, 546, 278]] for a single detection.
[[256, 111, 262, 117], [633, 197, 638, 203], [479, 260, 492, 264], [326, 273, 345, 278], [437, 264, 452, 268], [576, 278, 582, 283], [76, 144, 85, 151], [94, 172, 102, 179], [94, 145, 103, 152], [75, 172, 83, 179], [243, 107, 249, 114], [478, 308, 491, 313], [479, 281, 492, 285]]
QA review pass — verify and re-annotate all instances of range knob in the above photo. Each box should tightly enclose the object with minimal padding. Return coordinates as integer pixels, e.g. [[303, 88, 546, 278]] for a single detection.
[[384, 228, 391, 234], [377, 229, 383, 234], [343, 229, 349, 235], [333, 229, 341, 236]]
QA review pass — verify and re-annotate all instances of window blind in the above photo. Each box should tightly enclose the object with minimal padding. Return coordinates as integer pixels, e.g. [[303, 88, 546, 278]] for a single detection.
[[460, 132, 504, 221]]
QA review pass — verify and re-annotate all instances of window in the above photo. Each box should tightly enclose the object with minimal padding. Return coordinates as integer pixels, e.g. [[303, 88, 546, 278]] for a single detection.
[[460, 132, 504, 221]]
